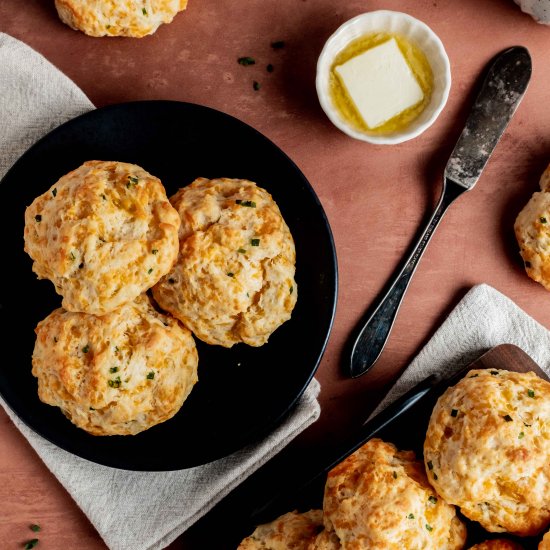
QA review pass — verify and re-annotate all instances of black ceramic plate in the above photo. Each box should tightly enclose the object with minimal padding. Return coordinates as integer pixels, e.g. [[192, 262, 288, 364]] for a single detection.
[[0, 100, 337, 471]]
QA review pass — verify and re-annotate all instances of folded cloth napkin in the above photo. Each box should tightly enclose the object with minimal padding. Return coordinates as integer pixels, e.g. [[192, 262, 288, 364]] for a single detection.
[[372, 283, 550, 417], [0, 32, 321, 550]]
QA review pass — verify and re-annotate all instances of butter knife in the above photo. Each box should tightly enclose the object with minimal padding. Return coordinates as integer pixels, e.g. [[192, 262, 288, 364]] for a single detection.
[[349, 46, 532, 378]]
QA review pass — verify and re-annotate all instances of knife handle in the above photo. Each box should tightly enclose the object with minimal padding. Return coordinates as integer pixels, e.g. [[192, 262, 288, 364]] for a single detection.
[[348, 179, 465, 378]]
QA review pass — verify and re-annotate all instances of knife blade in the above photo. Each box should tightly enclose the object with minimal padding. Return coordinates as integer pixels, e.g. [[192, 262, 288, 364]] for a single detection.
[[445, 46, 532, 189], [348, 46, 532, 378]]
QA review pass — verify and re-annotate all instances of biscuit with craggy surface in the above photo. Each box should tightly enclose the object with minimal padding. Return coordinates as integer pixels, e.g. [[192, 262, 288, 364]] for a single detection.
[[321, 438, 466, 550], [153, 177, 297, 347], [238, 510, 323, 550], [55, 0, 188, 37], [32, 295, 198, 435], [24, 160, 180, 315], [515, 163, 550, 290], [424, 368, 550, 536], [540, 530, 550, 550]]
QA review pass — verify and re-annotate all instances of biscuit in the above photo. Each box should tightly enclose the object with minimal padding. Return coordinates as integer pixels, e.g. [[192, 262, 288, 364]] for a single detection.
[[238, 510, 323, 550], [467, 540, 524, 550], [24, 160, 180, 315], [55, 0, 188, 37], [152, 178, 297, 347], [307, 530, 341, 549], [32, 294, 198, 435], [541, 530, 550, 550], [424, 368, 550, 536], [322, 438, 466, 550]]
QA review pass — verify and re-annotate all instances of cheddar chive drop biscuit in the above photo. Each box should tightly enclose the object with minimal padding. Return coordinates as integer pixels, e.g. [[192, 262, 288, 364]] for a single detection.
[[515, 163, 550, 290], [55, 0, 189, 38], [153, 178, 297, 347], [424, 368, 550, 536], [32, 295, 198, 436], [237, 510, 323, 550], [24, 160, 180, 315], [321, 438, 466, 550]]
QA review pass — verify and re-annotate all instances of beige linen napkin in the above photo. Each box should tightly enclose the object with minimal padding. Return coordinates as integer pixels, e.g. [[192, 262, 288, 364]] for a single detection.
[[372, 283, 550, 417], [0, 33, 321, 550]]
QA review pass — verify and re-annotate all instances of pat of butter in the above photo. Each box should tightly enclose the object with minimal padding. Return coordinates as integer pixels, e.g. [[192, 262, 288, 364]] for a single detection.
[[335, 38, 424, 129]]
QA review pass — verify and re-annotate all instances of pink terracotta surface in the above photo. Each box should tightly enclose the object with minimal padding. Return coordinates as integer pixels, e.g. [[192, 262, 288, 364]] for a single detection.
[[1, 0, 550, 548]]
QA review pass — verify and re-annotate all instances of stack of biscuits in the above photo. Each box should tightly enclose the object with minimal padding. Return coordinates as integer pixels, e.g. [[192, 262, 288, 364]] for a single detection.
[[24, 161, 297, 435], [239, 368, 550, 549]]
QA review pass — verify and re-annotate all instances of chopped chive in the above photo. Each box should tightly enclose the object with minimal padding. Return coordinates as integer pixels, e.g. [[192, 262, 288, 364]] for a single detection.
[[451, 409, 458, 417], [392, 471, 397, 479], [541, 217, 547, 224], [469, 373, 479, 378], [253, 81, 261, 91], [503, 414, 513, 422], [290, 285, 294, 295], [147, 371, 155, 380], [152, 249, 158, 255], [238, 57, 255, 66], [82, 345, 90, 353], [70, 251, 76, 261], [148, 268, 153, 274], [114, 346, 119, 353], [427, 460, 433, 470], [78, 262, 84, 269], [30, 524, 41, 533], [110, 367, 119, 374], [237, 248, 246, 254], [142, 7, 147, 15], [108, 377, 121, 388], [528, 389, 535, 398], [271, 40, 285, 49], [89, 407, 95, 411], [34, 214, 42, 222], [525, 261, 532, 268], [227, 272, 234, 277], [267, 64, 274, 73], [407, 513, 415, 519], [53, 336, 58, 343], [101, 193, 107, 200], [426, 524, 433, 532], [24, 540, 39, 549], [238, 200, 256, 207], [490, 370, 499, 376], [428, 496, 437, 504], [433, 473, 438, 480], [250, 238, 260, 246], [52, 188, 57, 197], [127, 176, 139, 188], [519, 431, 525, 439]]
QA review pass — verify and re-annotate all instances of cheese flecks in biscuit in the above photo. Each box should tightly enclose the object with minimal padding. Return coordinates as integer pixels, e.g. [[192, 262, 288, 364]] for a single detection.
[[321, 438, 466, 550], [153, 178, 297, 348], [238, 510, 323, 550], [515, 163, 550, 290], [468, 540, 524, 550], [540, 530, 550, 550], [55, 0, 188, 37], [32, 295, 198, 436], [424, 369, 550, 536], [24, 160, 180, 315]]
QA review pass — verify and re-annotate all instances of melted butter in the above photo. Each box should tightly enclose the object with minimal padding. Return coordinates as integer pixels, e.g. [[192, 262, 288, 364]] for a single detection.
[[330, 33, 433, 135]]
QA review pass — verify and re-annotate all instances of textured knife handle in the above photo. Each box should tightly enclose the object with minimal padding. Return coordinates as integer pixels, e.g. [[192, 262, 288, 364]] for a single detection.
[[349, 180, 464, 378]]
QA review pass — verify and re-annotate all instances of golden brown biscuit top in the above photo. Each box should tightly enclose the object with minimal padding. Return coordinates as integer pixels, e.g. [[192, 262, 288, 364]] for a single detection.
[[24, 160, 180, 314], [424, 368, 550, 536], [238, 510, 323, 550], [32, 294, 198, 435], [323, 438, 466, 550], [153, 177, 297, 347], [55, 0, 188, 37]]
